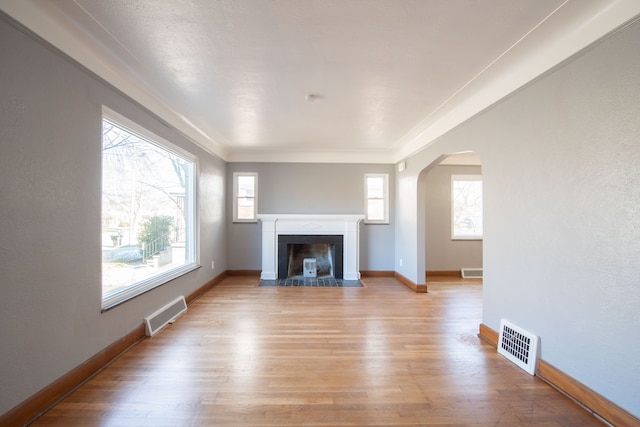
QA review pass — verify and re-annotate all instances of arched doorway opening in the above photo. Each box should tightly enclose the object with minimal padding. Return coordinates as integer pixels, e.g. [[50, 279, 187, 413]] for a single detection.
[[417, 151, 483, 286]]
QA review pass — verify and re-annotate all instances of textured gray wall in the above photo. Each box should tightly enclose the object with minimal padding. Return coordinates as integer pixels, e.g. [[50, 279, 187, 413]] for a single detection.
[[0, 16, 226, 415], [226, 163, 395, 271], [424, 165, 482, 271], [398, 19, 640, 416]]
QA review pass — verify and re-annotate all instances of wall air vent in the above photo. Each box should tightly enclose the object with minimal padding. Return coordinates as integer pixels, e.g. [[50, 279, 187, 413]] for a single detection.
[[497, 319, 539, 375], [461, 268, 483, 278], [144, 296, 187, 337]]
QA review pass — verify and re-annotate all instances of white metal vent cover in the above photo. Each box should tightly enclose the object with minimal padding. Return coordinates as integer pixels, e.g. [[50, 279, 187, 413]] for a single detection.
[[461, 268, 483, 278], [497, 319, 539, 375], [144, 296, 187, 337]]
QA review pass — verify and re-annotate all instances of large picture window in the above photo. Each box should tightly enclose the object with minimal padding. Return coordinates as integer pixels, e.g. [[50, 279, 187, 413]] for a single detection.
[[451, 175, 483, 239], [101, 108, 198, 309]]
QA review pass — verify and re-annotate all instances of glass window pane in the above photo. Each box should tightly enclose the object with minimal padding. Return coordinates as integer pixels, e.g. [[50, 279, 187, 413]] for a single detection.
[[238, 176, 255, 197], [234, 173, 257, 221], [102, 118, 195, 302], [237, 197, 255, 220], [367, 176, 384, 198], [365, 174, 388, 223], [452, 178, 483, 238], [367, 199, 385, 221]]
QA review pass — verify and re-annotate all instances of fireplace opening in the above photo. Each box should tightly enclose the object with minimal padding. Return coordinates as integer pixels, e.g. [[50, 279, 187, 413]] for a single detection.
[[278, 235, 343, 279], [288, 243, 333, 278]]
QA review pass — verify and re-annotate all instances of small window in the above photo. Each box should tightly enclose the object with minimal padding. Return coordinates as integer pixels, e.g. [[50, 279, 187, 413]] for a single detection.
[[452, 175, 483, 239], [365, 174, 389, 224], [233, 172, 257, 222], [101, 107, 199, 310]]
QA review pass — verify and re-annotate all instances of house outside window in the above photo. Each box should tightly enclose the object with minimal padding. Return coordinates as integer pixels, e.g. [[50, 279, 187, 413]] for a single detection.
[[365, 173, 389, 224], [233, 172, 257, 222], [101, 107, 198, 309], [451, 174, 483, 239]]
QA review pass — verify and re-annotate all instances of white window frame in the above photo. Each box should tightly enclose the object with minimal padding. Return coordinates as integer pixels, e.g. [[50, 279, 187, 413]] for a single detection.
[[364, 173, 389, 224], [101, 107, 200, 310], [233, 172, 258, 223], [451, 174, 483, 240]]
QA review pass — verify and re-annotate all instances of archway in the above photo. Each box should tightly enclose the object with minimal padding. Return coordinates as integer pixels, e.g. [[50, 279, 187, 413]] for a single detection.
[[417, 151, 483, 286]]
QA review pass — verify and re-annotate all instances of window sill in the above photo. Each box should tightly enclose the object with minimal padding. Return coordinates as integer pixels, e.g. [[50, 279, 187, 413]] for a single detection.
[[101, 262, 201, 311]]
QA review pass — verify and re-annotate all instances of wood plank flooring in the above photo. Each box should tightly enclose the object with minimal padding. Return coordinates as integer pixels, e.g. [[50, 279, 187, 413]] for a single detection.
[[31, 276, 604, 426]]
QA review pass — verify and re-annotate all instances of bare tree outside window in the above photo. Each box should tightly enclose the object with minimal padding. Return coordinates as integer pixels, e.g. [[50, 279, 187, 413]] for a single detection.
[[101, 110, 197, 308], [452, 175, 483, 239]]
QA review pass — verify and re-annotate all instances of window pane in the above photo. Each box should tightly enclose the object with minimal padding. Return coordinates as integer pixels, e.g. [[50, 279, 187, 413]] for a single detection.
[[452, 178, 483, 238], [238, 176, 255, 197], [367, 176, 384, 198], [365, 174, 388, 223], [237, 197, 255, 220], [234, 173, 257, 221], [102, 118, 195, 300], [367, 199, 385, 221]]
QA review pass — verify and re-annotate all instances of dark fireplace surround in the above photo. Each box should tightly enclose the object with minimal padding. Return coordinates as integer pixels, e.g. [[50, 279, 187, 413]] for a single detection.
[[277, 234, 344, 279]]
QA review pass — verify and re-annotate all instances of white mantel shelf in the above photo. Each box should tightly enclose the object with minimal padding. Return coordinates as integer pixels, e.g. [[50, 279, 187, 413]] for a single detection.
[[257, 214, 365, 281]]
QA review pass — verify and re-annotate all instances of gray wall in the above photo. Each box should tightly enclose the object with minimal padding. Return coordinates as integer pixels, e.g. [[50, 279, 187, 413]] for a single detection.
[[424, 165, 482, 271], [0, 16, 226, 415], [226, 163, 395, 272], [398, 18, 640, 416]]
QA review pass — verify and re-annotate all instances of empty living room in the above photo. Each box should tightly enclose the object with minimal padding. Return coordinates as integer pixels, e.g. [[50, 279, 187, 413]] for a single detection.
[[1, 1, 639, 426]]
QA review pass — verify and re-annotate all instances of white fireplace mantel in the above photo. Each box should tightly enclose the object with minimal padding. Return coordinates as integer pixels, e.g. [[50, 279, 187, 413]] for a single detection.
[[257, 214, 365, 280]]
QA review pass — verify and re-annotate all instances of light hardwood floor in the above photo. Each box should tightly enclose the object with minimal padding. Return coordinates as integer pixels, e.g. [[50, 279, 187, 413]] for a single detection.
[[32, 276, 604, 426]]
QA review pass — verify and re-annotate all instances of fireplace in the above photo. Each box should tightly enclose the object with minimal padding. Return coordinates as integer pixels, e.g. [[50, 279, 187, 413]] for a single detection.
[[257, 214, 364, 281], [278, 234, 343, 279]]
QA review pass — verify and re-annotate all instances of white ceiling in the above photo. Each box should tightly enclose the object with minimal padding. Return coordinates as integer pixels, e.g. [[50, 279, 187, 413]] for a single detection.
[[2, 0, 639, 163]]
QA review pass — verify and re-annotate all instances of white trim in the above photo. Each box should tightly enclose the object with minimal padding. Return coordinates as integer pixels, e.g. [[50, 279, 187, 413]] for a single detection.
[[5, 1, 638, 163], [257, 214, 365, 281], [102, 264, 199, 311], [451, 174, 483, 240], [232, 172, 258, 223], [102, 106, 197, 162], [393, 1, 640, 162], [364, 173, 389, 224], [101, 107, 200, 309], [226, 147, 394, 164]]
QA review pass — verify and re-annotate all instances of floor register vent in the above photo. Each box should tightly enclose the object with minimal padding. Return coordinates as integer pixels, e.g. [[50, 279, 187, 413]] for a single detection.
[[144, 296, 187, 336], [497, 319, 539, 375], [461, 268, 483, 278]]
